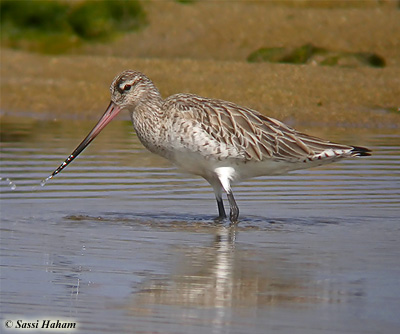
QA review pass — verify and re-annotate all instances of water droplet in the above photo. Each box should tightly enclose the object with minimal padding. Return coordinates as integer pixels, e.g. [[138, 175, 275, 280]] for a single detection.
[[3, 177, 17, 190], [40, 176, 52, 187]]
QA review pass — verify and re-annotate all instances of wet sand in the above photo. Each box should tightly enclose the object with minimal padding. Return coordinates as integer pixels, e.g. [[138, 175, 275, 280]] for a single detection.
[[1, 1, 399, 127]]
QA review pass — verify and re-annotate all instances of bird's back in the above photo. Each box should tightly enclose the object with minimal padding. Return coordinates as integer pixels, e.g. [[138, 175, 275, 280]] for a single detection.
[[162, 93, 368, 172]]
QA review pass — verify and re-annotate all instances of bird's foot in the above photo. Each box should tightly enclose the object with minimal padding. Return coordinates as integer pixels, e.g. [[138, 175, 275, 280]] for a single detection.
[[213, 214, 227, 223], [229, 208, 239, 225]]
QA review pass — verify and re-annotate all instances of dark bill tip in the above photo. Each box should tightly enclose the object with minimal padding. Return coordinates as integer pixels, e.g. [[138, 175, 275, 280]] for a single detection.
[[47, 101, 121, 179]]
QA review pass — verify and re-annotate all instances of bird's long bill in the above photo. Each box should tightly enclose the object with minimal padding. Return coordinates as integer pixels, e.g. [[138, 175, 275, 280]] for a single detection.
[[47, 101, 121, 179]]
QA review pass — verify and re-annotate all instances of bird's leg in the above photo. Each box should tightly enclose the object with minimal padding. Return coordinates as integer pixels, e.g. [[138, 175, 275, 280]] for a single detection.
[[227, 190, 239, 224], [210, 167, 239, 224], [207, 177, 227, 222], [216, 196, 227, 220], [214, 167, 239, 224]]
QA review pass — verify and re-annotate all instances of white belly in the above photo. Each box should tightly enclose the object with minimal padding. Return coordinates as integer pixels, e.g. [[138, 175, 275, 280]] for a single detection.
[[169, 150, 319, 184]]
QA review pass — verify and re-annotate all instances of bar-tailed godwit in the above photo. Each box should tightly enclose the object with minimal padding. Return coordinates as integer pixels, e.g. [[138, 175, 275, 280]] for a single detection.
[[46, 70, 370, 223]]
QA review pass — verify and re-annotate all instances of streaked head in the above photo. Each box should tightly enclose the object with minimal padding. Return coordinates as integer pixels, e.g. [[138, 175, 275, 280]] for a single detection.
[[110, 70, 159, 110], [46, 70, 157, 179]]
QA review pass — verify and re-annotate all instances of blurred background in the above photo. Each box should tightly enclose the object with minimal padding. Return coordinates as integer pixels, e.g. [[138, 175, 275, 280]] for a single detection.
[[1, 0, 399, 126]]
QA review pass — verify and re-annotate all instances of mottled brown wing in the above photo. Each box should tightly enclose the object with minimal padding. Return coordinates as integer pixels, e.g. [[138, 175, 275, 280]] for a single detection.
[[168, 94, 352, 162]]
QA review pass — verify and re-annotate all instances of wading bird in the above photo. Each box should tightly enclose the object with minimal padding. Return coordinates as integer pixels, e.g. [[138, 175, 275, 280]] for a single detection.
[[46, 70, 370, 223]]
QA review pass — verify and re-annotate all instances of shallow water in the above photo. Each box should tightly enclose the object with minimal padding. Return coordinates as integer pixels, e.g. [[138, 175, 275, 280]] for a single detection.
[[1, 118, 399, 334]]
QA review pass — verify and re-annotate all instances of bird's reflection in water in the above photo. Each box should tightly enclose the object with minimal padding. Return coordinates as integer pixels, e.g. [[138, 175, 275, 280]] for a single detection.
[[124, 224, 365, 331]]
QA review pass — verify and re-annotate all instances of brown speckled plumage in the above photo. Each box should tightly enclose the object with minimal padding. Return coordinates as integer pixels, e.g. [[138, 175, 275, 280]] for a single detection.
[[48, 70, 371, 223]]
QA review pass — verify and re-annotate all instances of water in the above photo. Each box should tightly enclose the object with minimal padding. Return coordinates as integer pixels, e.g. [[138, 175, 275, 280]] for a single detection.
[[1, 118, 399, 333]]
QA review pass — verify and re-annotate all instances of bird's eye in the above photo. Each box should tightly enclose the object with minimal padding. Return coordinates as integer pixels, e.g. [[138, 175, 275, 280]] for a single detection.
[[123, 84, 132, 91]]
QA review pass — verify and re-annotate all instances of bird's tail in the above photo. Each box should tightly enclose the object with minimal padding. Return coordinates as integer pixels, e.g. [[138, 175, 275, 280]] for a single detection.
[[350, 146, 371, 157]]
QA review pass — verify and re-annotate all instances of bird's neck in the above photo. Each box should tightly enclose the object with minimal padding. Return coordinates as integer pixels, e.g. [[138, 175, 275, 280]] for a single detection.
[[130, 91, 168, 156], [136, 83, 164, 114]]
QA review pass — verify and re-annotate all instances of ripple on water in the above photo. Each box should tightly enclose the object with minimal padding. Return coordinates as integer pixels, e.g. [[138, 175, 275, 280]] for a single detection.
[[0, 125, 399, 220], [1, 121, 400, 333]]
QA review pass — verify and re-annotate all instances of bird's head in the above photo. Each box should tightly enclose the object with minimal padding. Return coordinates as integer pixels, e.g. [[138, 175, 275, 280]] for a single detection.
[[110, 70, 159, 110], [45, 70, 157, 180]]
